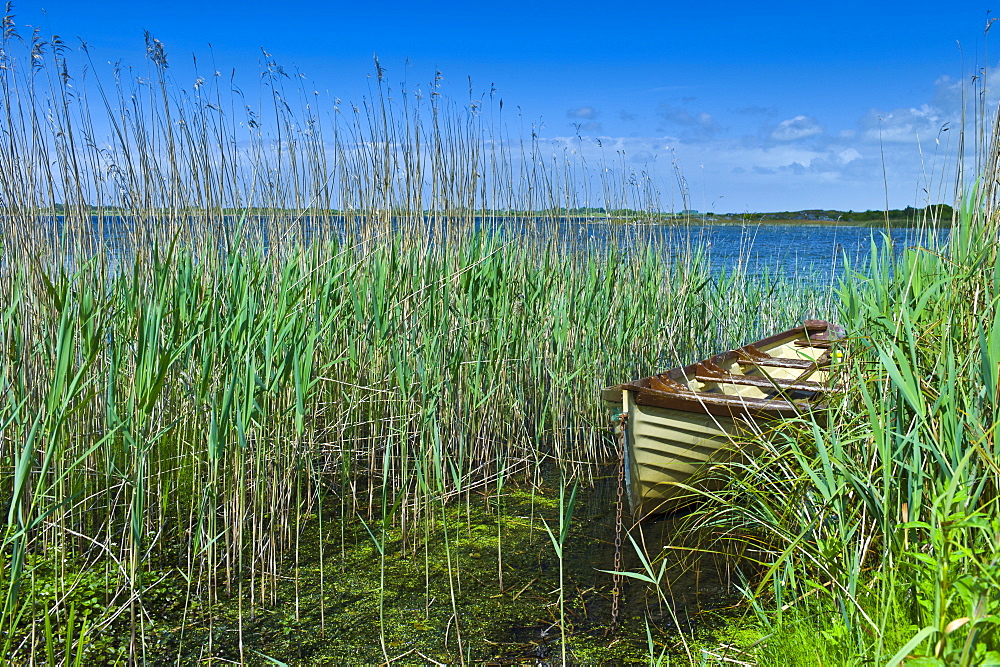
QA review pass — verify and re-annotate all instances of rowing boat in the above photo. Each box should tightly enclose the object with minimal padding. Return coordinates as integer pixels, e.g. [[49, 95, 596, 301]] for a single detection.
[[601, 320, 845, 518]]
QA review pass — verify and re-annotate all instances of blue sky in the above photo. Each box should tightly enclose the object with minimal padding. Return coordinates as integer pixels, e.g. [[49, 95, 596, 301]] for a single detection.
[[13, 0, 996, 212]]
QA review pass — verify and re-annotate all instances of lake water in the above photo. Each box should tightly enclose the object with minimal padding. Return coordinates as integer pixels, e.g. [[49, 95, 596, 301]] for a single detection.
[[35, 215, 943, 283], [553, 219, 943, 281], [674, 223, 938, 279]]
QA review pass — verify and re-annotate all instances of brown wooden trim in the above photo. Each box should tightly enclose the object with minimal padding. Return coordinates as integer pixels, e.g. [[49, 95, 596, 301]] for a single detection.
[[794, 339, 832, 349], [601, 320, 844, 413], [735, 357, 816, 370], [693, 373, 831, 393], [630, 386, 817, 419]]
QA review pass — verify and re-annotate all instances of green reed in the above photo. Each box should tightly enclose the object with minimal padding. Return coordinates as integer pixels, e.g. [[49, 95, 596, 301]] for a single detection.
[[0, 15, 833, 662], [665, 159, 1000, 662]]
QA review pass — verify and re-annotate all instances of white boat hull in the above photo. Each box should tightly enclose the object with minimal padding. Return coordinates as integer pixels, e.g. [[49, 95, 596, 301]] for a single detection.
[[604, 320, 845, 518], [622, 389, 744, 517]]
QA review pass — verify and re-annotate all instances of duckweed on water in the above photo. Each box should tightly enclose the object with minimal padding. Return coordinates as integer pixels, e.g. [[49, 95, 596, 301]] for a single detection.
[[11, 479, 761, 664], [148, 480, 760, 664]]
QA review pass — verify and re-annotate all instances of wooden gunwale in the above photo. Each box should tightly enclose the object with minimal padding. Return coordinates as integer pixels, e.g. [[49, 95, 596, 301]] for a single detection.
[[735, 356, 818, 370], [601, 320, 842, 419], [692, 372, 830, 393]]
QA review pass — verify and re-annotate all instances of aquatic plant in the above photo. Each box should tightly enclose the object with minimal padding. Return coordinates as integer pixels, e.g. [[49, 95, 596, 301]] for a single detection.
[[670, 103, 1000, 667], [0, 11, 834, 663]]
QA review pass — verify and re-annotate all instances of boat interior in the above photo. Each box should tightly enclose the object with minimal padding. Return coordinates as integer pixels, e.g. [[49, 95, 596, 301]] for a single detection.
[[641, 322, 841, 403]]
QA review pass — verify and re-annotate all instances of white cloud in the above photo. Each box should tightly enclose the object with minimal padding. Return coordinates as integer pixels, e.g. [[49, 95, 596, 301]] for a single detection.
[[771, 115, 823, 141], [567, 106, 598, 119], [838, 148, 862, 164], [529, 132, 933, 212], [657, 104, 721, 137], [858, 104, 952, 144], [531, 58, 994, 211]]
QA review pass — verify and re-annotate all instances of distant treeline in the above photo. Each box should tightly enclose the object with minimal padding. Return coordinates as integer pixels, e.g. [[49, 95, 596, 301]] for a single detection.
[[515, 205, 957, 224], [741, 204, 955, 224], [40, 203, 956, 225]]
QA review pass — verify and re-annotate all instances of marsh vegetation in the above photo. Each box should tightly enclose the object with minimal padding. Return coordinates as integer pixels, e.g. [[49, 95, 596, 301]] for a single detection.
[[1, 13, 998, 666]]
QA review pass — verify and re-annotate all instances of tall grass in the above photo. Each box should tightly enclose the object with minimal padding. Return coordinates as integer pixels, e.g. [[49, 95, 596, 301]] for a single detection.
[[661, 106, 1000, 666], [0, 15, 834, 662]]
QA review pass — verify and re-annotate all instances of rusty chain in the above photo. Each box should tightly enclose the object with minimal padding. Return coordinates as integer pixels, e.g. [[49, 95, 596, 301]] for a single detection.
[[609, 411, 626, 633]]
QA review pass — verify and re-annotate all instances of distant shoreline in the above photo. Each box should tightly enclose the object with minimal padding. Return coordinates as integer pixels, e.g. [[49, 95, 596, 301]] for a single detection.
[[691, 217, 947, 228], [27, 205, 954, 229]]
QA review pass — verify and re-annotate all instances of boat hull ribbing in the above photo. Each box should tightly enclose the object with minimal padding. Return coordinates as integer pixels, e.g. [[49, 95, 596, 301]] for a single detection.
[[605, 320, 844, 518], [623, 391, 742, 516]]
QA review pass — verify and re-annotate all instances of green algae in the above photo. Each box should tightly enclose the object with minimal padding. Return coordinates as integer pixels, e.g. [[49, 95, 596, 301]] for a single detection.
[[8, 474, 762, 664], [143, 476, 759, 664]]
